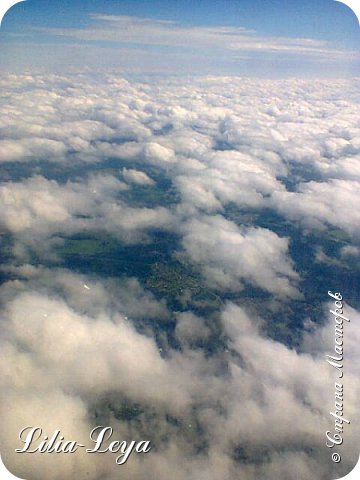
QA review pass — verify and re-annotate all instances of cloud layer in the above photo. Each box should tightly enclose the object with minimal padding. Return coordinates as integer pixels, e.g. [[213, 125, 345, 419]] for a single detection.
[[0, 72, 359, 480], [1, 270, 359, 480]]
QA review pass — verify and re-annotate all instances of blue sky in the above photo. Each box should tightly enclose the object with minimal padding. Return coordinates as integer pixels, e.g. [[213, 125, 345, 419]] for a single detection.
[[0, 0, 359, 76]]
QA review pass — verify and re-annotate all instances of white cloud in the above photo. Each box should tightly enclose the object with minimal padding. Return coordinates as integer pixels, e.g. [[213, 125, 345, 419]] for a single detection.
[[271, 179, 360, 237], [34, 14, 358, 61], [175, 312, 211, 344], [181, 215, 300, 298], [122, 168, 154, 186], [341, 245, 360, 257], [0, 270, 359, 479], [174, 149, 286, 212], [0, 174, 173, 246]]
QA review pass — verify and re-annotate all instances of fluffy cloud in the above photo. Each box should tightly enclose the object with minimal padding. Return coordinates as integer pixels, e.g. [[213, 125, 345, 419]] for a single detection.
[[121, 168, 154, 186], [0, 265, 169, 322], [181, 215, 300, 298], [0, 271, 359, 480], [0, 74, 151, 164], [0, 174, 173, 249], [271, 179, 360, 236], [175, 312, 211, 344], [175, 150, 286, 212], [0, 273, 185, 479]]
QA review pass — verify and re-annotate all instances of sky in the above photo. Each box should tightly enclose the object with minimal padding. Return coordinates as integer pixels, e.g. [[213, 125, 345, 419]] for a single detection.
[[0, 0, 359, 76]]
